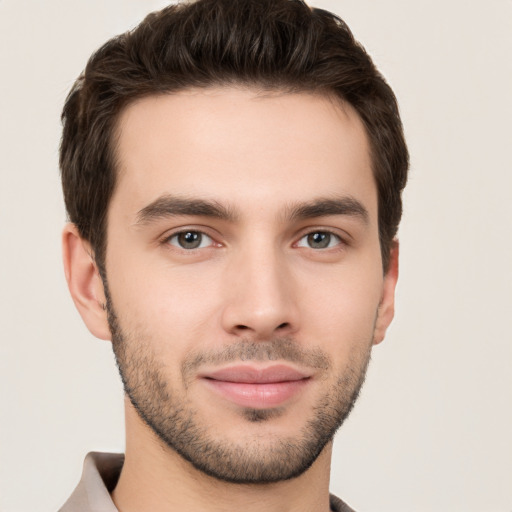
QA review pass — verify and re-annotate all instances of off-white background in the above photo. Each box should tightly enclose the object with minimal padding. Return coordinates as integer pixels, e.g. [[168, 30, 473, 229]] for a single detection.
[[1, 1, 511, 511]]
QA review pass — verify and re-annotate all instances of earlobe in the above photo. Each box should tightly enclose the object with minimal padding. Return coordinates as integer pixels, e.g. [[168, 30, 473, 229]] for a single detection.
[[62, 223, 112, 341], [373, 241, 399, 345]]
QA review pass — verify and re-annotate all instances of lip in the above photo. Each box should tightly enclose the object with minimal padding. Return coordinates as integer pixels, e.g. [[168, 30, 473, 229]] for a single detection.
[[200, 364, 311, 408]]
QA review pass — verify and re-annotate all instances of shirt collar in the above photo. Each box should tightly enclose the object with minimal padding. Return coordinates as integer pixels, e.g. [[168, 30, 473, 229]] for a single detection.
[[59, 452, 123, 512], [59, 451, 355, 512]]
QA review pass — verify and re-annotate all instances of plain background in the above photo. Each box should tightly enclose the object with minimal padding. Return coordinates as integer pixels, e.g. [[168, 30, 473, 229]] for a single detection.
[[1, 1, 511, 511]]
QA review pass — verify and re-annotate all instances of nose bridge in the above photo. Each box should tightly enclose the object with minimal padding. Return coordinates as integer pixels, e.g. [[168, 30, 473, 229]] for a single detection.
[[221, 235, 298, 338]]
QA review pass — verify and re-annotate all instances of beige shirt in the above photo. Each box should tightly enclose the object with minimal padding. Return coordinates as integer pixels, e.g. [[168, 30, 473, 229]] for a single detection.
[[59, 452, 355, 512]]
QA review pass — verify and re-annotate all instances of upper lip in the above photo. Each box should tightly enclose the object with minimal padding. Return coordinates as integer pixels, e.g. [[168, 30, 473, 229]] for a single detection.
[[200, 364, 311, 384]]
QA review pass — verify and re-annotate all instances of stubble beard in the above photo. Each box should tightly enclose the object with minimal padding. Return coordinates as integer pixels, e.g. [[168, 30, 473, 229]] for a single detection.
[[105, 289, 373, 484]]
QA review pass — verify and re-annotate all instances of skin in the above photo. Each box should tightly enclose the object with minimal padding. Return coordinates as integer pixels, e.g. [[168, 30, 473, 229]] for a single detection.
[[63, 87, 398, 512]]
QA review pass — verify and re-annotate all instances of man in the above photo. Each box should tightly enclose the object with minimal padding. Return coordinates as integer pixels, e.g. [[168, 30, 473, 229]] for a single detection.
[[59, 0, 408, 510]]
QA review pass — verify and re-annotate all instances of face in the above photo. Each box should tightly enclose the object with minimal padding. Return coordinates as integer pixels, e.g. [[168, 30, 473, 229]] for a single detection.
[[100, 87, 396, 483]]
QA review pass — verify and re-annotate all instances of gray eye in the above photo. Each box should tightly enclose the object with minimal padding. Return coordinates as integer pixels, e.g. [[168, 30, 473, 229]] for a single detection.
[[168, 231, 213, 249], [308, 232, 330, 248], [297, 231, 341, 249]]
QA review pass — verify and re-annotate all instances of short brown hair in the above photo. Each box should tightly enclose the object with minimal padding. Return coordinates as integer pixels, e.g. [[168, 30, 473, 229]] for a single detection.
[[60, 0, 408, 273]]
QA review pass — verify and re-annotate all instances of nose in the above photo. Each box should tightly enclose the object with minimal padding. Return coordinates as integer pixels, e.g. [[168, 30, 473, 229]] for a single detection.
[[220, 243, 300, 340]]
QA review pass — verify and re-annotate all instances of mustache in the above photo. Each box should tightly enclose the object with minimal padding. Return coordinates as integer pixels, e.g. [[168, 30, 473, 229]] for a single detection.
[[181, 338, 331, 383]]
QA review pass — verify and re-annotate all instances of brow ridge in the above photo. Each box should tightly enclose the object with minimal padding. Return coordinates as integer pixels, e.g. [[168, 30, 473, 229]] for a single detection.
[[287, 196, 369, 224], [135, 194, 369, 226], [135, 195, 237, 225]]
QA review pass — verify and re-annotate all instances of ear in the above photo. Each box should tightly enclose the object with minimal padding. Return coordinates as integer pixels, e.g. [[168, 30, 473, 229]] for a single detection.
[[373, 240, 399, 345], [62, 223, 111, 341]]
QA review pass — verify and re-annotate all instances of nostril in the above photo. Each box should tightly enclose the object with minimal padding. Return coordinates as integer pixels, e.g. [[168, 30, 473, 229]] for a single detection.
[[235, 325, 249, 330], [277, 322, 289, 330]]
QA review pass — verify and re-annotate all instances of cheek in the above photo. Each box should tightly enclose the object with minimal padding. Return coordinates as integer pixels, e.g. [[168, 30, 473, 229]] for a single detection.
[[296, 262, 383, 352], [106, 251, 222, 348]]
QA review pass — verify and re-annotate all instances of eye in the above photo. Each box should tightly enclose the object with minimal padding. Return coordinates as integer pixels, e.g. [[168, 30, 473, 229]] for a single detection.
[[167, 230, 214, 250], [296, 231, 342, 249]]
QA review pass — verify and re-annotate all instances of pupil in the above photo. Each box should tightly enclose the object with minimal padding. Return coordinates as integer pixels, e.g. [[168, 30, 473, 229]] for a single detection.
[[308, 232, 330, 248], [179, 231, 201, 248]]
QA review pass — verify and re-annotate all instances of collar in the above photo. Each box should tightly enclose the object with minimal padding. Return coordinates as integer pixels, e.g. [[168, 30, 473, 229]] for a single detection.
[[59, 451, 355, 512]]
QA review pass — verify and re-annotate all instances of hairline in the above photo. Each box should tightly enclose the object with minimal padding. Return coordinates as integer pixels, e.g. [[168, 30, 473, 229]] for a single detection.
[[94, 83, 386, 276]]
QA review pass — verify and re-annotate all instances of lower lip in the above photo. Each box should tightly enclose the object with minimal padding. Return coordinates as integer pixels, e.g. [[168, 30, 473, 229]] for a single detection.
[[203, 379, 309, 408]]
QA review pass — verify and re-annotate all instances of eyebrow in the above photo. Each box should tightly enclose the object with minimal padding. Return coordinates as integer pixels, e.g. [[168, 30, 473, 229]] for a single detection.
[[286, 196, 369, 224], [135, 195, 237, 225], [135, 194, 369, 226]]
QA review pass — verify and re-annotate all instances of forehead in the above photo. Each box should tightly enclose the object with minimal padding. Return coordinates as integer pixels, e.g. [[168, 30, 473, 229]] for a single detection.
[[112, 87, 376, 221]]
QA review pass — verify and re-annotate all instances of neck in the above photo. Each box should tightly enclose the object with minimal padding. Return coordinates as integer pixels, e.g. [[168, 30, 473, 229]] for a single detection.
[[112, 401, 333, 512]]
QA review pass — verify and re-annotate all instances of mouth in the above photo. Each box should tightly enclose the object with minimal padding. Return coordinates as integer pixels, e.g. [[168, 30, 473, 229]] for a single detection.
[[199, 364, 312, 409]]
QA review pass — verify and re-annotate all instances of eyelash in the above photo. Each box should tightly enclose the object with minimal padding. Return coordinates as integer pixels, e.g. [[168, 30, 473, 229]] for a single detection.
[[163, 229, 218, 251], [162, 228, 347, 252], [295, 230, 345, 250]]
